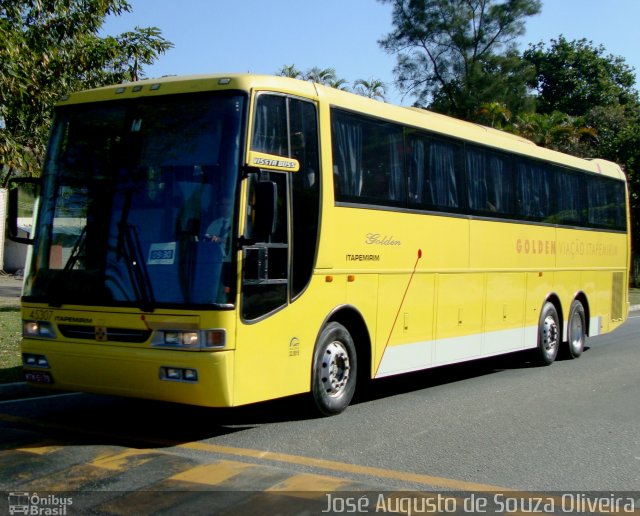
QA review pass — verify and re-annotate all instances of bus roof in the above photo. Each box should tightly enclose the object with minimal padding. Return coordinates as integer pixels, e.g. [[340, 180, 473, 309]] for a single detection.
[[59, 73, 625, 181]]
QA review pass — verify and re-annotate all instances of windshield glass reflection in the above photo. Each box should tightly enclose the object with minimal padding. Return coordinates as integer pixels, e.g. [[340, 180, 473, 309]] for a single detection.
[[24, 92, 245, 309]]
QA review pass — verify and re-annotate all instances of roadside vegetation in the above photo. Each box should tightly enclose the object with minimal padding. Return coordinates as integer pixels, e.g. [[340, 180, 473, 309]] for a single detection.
[[0, 306, 22, 383]]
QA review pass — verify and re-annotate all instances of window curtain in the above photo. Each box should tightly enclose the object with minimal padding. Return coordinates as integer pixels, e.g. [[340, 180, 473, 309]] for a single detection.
[[333, 117, 363, 197], [517, 163, 549, 219], [408, 138, 425, 204], [388, 132, 404, 201], [557, 171, 581, 222], [466, 150, 487, 211], [487, 155, 509, 214], [429, 141, 459, 208]]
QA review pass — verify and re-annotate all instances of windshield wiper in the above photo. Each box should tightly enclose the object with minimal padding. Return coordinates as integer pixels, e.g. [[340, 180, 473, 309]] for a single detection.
[[117, 222, 155, 313]]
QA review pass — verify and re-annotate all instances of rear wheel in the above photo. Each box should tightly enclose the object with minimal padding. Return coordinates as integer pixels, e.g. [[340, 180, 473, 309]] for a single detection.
[[311, 322, 357, 416], [534, 301, 560, 365], [565, 300, 586, 359]]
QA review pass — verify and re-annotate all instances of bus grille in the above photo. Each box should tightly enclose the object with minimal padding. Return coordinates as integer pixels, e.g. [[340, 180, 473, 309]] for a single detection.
[[57, 325, 152, 343], [611, 272, 624, 321]]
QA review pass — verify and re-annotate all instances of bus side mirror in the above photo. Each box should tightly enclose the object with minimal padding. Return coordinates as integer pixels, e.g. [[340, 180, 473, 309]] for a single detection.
[[254, 180, 277, 240], [244, 175, 278, 243], [7, 178, 40, 245]]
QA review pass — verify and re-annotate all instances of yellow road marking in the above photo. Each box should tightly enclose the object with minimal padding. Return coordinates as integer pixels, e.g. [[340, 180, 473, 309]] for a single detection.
[[268, 472, 348, 492], [178, 441, 511, 491], [15, 444, 63, 455], [21, 463, 116, 491], [0, 410, 511, 491], [169, 460, 255, 486], [91, 449, 155, 471], [267, 472, 351, 493]]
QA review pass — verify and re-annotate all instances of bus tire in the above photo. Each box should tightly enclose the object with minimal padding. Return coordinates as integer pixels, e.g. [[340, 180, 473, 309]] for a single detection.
[[534, 302, 560, 366], [565, 300, 586, 359], [311, 322, 357, 416]]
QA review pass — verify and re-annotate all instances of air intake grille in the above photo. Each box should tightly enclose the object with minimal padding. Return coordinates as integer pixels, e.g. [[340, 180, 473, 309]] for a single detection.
[[58, 325, 151, 343], [611, 272, 624, 321]]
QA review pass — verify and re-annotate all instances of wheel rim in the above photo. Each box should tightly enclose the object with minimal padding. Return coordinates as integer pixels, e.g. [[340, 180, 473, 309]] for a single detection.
[[569, 311, 584, 353], [542, 314, 559, 359], [321, 341, 351, 397]]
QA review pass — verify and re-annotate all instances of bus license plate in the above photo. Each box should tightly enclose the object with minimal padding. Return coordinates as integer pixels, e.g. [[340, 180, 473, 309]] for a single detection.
[[24, 371, 53, 384]]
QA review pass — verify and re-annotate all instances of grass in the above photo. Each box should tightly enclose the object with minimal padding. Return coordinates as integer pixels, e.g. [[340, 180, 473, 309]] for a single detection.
[[0, 306, 22, 384], [630, 288, 640, 306]]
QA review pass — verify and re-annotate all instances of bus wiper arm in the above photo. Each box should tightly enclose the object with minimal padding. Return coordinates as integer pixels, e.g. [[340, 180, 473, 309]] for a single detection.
[[118, 222, 155, 313]]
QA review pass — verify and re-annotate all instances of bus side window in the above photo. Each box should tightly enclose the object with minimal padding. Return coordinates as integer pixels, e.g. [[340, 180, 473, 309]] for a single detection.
[[331, 109, 404, 206], [252, 95, 288, 156]]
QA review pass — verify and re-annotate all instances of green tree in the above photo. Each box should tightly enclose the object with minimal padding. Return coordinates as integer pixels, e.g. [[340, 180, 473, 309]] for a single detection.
[[0, 0, 172, 183], [523, 36, 638, 116], [276, 65, 350, 90], [303, 67, 350, 90], [509, 111, 596, 155], [276, 64, 303, 79], [353, 78, 387, 100], [475, 101, 511, 128], [378, 0, 540, 119]]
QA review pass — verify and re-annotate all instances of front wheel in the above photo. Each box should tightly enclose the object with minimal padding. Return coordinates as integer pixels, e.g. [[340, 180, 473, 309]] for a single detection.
[[565, 300, 586, 359], [533, 301, 560, 366], [311, 322, 357, 416]]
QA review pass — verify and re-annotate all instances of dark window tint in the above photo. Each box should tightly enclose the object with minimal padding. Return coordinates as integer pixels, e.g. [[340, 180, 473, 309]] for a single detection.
[[289, 99, 320, 299], [252, 95, 288, 156], [332, 110, 405, 206], [407, 133, 464, 211], [515, 161, 551, 221], [466, 147, 513, 216], [329, 107, 626, 232], [588, 177, 626, 230], [555, 167, 585, 225]]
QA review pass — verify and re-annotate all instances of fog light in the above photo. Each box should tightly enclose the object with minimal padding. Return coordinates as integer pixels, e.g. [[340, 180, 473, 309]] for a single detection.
[[183, 369, 198, 381], [22, 353, 50, 368], [160, 366, 199, 383], [165, 367, 181, 380]]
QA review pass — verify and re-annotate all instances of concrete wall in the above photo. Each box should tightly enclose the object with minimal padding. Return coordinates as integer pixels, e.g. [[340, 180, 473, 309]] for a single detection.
[[1, 188, 30, 273]]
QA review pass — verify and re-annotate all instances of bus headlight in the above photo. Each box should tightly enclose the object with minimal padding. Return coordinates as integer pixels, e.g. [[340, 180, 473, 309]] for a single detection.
[[22, 320, 57, 339], [164, 331, 199, 348], [153, 329, 226, 350]]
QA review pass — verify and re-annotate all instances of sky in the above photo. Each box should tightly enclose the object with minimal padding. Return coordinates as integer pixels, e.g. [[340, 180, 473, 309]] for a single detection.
[[101, 0, 640, 106]]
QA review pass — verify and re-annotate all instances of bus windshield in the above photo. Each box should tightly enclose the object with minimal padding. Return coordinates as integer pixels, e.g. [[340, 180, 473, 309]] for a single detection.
[[24, 92, 245, 309]]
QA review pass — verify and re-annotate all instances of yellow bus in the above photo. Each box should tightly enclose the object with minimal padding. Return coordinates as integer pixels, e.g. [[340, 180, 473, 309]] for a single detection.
[[11, 74, 630, 415]]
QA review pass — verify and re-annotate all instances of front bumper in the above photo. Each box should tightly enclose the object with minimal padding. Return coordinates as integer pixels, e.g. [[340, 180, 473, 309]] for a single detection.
[[21, 338, 235, 407]]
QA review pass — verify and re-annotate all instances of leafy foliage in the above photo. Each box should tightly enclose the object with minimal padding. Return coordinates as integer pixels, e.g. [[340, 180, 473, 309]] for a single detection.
[[378, 0, 541, 118], [0, 0, 172, 183], [276, 65, 387, 98], [524, 36, 638, 116], [353, 78, 388, 100]]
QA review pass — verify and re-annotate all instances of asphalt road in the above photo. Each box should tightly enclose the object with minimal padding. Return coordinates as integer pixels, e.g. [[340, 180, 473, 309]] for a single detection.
[[0, 316, 638, 513]]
